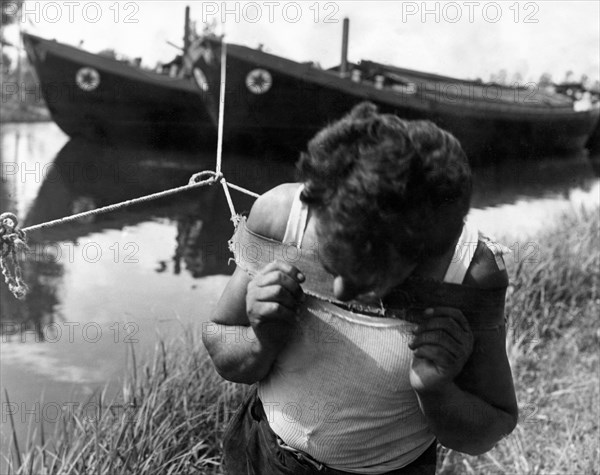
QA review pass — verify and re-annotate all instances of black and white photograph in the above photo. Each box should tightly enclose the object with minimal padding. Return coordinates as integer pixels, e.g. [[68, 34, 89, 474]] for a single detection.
[[0, 1, 598, 473]]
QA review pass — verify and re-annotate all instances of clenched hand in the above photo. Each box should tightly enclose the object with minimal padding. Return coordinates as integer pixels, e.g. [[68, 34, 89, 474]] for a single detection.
[[409, 307, 474, 394], [246, 260, 305, 350]]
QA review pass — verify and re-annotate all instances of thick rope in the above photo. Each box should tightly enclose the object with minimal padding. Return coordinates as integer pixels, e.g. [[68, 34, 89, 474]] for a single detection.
[[226, 182, 260, 199], [221, 178, 240, 226], [215, 41, 227, 176], [22, 170, 220, 234]]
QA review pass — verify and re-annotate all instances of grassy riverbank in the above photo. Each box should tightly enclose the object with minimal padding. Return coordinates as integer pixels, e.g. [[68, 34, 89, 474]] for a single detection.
[[3, 206, 598, 474]]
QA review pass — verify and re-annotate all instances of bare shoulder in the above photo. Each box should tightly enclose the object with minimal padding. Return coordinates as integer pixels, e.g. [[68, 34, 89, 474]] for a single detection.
[[462, 240, 509, 289], [246, 183, 301, 241]]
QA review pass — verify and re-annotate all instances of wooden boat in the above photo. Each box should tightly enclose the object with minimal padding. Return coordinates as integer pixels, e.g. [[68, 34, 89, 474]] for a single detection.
[[194, 21, 600, 163], [21, 8, 216, 149]]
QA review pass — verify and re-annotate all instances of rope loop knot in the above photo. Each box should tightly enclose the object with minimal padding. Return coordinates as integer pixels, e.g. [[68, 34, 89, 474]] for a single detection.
[[188, 170, 224, 186], [0, 212, 29, 299]]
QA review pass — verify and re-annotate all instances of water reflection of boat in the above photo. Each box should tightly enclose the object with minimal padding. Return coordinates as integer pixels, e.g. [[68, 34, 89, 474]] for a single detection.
[[0, 138, 296, 336], [194, 23, 600, 162], [23, 140, 217, 239], [21, 8, 215, 149], [21, 138, 283, 271], [22, 138, 296, 237]]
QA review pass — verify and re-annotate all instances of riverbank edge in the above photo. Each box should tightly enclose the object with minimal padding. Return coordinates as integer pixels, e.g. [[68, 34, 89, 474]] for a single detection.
[[2, 205, 598, 474]]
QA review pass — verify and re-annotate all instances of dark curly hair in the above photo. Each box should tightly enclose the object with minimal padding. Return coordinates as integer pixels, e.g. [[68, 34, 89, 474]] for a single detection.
[[296, 102, 472, 283]]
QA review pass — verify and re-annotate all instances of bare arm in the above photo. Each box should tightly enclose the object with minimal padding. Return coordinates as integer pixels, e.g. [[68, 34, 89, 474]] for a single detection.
[[411, 243, 518, 455], [202, 184, 305, 384], [203, 267, 275, 384], [413, 322, 518, 455]]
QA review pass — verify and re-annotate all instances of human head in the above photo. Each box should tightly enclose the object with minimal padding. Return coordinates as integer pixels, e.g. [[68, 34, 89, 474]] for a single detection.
[[297, 102, 472, 299]]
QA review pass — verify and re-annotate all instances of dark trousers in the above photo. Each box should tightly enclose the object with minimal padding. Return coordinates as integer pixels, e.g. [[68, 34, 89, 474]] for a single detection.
[[222, 387, 437, 475]]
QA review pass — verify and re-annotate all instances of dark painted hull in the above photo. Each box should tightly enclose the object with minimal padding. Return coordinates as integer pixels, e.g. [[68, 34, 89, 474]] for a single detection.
[[22, 33, 216, 149], [586, 121, 600, 156], [196, 40, 600, 163]]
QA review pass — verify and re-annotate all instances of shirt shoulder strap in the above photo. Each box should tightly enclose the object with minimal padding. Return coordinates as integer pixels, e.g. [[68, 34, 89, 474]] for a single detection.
[[282, 184, 309, 248], [443, 218, 480, 284]]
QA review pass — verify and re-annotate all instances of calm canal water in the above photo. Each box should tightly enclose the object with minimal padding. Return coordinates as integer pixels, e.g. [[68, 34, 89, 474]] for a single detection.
[[1, 122, 598, 463]]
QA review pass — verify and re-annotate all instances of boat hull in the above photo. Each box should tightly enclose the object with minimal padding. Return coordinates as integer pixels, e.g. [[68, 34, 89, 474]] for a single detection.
[[586, 121, 600, 156], [196, 41, 600, 163], [22, 33, 216, 149]]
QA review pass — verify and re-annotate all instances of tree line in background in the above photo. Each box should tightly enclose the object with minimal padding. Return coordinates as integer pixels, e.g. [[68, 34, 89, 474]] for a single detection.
[[488, 68, 599, 94]]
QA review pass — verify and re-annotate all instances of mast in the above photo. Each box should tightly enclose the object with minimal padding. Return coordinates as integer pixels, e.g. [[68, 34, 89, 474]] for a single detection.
[[340, 18, 349, 77], [183, 6, 191, 56], [17, 17, 24, 110]]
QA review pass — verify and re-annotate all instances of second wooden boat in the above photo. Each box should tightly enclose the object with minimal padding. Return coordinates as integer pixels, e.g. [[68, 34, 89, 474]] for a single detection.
[[193, 21, 600, 163]]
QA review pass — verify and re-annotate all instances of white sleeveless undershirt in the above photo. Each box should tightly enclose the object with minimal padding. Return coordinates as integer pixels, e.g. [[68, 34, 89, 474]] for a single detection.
[[259, 184, 481, 473]]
